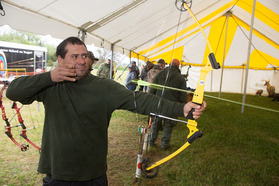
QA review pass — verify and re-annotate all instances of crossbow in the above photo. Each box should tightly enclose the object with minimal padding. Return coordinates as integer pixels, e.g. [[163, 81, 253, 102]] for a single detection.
[[0, 82, 28, 151], [138, 0, 221, 179]]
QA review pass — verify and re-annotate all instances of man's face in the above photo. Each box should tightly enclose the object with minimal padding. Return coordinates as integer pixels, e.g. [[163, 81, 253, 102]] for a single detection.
[[158, 63, 164, 68], [59, 44, 89, 80]]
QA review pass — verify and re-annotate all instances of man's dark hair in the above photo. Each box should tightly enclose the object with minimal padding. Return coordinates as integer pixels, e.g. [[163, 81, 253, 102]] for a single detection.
[[56, 37, 87, 58]]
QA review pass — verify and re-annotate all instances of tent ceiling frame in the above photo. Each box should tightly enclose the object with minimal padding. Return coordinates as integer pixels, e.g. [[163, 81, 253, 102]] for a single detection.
[[85, 0, 147, 33]]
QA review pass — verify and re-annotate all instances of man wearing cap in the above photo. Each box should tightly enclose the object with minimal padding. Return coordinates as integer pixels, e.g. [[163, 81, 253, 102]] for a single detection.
[[157, 58, 166, 69], [6, 37, 206, 185], [149, 59, 187, 150], [88, 51, 99, 71]]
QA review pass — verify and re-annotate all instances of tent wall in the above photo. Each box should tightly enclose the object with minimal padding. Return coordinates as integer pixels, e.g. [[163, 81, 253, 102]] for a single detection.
[[182, 66, 279, 95]]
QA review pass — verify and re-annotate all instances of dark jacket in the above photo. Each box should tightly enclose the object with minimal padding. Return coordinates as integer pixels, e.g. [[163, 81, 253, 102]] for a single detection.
[[150, 65, 187, 103]]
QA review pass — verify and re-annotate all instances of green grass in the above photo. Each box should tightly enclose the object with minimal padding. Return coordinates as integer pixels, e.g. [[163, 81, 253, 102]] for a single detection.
[[0, 92, 278, 185]]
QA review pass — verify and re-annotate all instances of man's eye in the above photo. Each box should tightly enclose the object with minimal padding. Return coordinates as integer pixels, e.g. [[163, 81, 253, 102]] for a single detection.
[[82, 55, 88, 58], [73, 55, 78, 59]]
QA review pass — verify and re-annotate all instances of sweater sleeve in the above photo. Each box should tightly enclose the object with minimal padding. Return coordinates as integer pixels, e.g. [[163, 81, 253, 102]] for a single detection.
[[179, 77, 187, 103], [106, 80, 185, 118], [6, 72, 54, 104]]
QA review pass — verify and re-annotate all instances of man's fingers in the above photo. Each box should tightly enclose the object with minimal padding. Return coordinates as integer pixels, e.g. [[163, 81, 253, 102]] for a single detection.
[[184, 101, 207, 119], [51, 65, 77, 82]]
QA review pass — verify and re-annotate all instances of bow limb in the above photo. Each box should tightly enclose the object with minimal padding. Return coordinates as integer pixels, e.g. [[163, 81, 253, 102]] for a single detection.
[[145, 119, 199, 171], [0, 82, 28, 151], [12, 101, 41, 151], [183, 2, 220, 106]]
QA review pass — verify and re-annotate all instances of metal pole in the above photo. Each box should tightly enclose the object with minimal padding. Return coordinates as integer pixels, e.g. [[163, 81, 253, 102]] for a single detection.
[[241, 0, 257, 114], [219, 12, 231, 98], [129, 50, 132, 64], [110, 44, 114, 79], [79, 29, 86, 42]]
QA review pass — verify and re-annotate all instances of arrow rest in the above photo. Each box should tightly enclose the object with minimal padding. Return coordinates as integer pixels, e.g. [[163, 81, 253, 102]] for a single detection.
[[175, 0, 192, 12]]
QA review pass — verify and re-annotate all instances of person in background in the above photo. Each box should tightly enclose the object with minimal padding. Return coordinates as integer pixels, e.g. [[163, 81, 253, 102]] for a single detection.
[[125, 64, 137, 91], [88, 51, 99, 72], [157, 58, 166, 69], [146, 59, 165, 92], [6, 37, 206, 185], [149, 59, 187, 150], [131, 61, 140, 79], [139, 61, 154, 92], [97, 58, 113, 79]]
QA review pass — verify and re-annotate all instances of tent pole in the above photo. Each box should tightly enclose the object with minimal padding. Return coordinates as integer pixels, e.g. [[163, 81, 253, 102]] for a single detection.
[[219, 12, 231, 98], [79, 29, 86, 42], [241, 64, 245, 93], [241, 0, 257, 114], [130, 50, 132, 64], [110, 43, 114, 80], [110, 39, 121, 79]]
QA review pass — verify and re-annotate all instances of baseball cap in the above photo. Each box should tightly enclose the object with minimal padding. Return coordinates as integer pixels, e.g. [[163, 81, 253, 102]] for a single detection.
[[88, 51, 99, 61], [157, 59, 165, 64]]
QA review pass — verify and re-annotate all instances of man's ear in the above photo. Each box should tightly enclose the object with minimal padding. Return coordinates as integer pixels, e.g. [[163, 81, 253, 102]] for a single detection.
[[57, 56, 63, 65]]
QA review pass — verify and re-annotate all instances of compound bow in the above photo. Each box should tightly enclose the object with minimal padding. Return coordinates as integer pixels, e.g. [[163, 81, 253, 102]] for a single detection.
[[0, 82, 28, 151], [140, 0, 220, 178], [12, 101, 41, 151]]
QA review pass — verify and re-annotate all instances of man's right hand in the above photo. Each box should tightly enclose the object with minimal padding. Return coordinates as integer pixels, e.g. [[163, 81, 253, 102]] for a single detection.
[[50, 64, 77, 82]]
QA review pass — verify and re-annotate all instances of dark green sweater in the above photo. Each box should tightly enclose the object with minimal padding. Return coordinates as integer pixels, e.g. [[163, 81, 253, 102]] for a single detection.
[[6, 72, 185, 181]]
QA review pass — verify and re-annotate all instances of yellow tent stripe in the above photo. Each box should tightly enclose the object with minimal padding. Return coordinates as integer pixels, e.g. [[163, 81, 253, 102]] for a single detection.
[[147, 15, 236, 61], [202, 15, 238, 66], [236, 0, 279, 32], [232, 15, 279, 50], [180, 62, 279, 70], [146, 27, 200, 59], [148, 46, 184, 63], [138, 0, 238, 56], [248, 50, 279, 68], [131, 51, 147, 61]]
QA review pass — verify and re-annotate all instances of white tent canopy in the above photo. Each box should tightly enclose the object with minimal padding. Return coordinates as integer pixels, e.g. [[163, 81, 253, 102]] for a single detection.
[[1, 0, 279, 94], [1, 0, 277, 56]]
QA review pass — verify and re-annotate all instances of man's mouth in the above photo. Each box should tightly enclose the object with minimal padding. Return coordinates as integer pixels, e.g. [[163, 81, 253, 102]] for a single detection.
[[75, 65, 86, 70]]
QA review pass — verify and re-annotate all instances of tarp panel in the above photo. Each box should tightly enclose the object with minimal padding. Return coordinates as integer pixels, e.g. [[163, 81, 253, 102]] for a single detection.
[[149, 46, 184, 63], [236, 16, 279, 51], [139, 0, 236, 56], [249, 51, 279, 69], [237, 0, 279, 32]]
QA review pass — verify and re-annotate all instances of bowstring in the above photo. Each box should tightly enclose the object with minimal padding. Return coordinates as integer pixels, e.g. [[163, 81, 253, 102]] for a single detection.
[[153, 9, 184, 123], [148, 9, 186, 154]]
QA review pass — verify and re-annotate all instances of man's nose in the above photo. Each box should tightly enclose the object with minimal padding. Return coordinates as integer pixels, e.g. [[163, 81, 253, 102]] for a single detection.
[[77, 56, 86, 64]]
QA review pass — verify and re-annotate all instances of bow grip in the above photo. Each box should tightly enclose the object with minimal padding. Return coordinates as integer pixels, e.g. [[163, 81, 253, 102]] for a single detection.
[[186, 102, 201, 120]]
